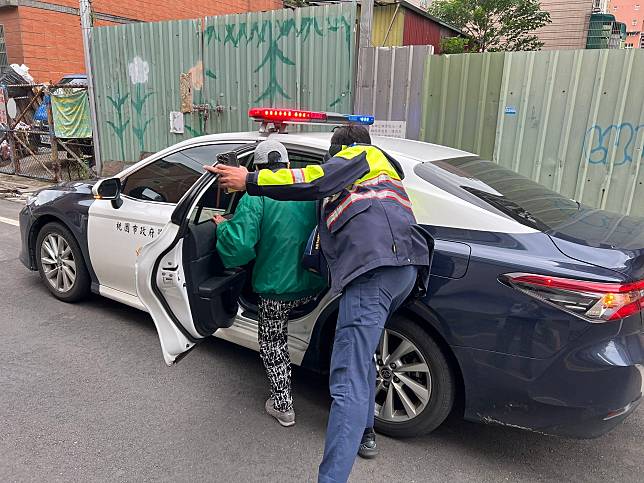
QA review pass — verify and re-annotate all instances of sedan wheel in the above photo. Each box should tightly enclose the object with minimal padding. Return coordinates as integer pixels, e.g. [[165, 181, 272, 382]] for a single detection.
[[35, 222, 90, 302], [375, 329, 431, 422], [40, 233, 77, 293], [373, 316, 455, 438]]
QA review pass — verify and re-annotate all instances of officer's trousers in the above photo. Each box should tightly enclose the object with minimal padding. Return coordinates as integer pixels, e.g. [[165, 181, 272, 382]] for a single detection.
[[318, 264, 418, 483]]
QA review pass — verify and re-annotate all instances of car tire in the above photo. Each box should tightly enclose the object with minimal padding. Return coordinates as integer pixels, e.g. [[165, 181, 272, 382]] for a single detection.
[[35, 222, 90, 302], [374, 316, 455, 438]]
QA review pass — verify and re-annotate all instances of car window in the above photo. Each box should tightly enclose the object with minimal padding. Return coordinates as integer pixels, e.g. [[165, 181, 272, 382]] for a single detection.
[[189, 149, 322, 225], [415, 158, 581, 231], [190, 151, 255, 224], [122, 143, 246, 204]]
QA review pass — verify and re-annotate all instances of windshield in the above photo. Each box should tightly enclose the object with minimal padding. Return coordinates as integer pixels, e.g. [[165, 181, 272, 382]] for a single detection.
[[414, 158, 581, 231]]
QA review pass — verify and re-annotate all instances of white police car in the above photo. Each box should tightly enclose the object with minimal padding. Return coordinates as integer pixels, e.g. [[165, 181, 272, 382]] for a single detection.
[[19, 109, 644, 439]]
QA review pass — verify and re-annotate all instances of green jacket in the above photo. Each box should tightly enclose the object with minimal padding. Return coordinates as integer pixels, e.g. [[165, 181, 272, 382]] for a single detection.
[[216, 194, 326, 301]]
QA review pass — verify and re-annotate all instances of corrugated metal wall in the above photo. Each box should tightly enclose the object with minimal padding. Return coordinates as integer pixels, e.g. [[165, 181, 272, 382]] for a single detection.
[[371, 4, 404, 47], [418, 49, 644, 217], [92, 19, 203, 165], [495, 49, 644, 216], [92, 3, 356, 165], [419, 53, 505, 160], [354, 45, 432, 140], [402, 9, 442, 51]]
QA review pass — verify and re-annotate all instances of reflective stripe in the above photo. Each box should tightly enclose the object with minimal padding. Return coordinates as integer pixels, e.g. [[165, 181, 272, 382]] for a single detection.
[[292, 169, 306, 183], [326, 189, 413, 228], [359, 174, 405, 190]]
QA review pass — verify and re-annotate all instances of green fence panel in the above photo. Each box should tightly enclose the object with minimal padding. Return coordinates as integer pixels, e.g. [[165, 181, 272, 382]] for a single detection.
[[92, 19, 202, 167], [419, 52, 505, 160], [495, 49, 644, 216], [201, 3, 356, 135], [91, 3, 356, 166]]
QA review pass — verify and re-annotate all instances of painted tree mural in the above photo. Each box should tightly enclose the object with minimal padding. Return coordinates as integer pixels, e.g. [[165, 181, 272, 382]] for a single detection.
[[95, 5, 355, 162], [205, 12, 353, 106]]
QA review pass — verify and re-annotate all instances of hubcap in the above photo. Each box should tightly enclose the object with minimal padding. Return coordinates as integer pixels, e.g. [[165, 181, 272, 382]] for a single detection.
[[40, 233, 76, 293], [374, 328, 432, 423]]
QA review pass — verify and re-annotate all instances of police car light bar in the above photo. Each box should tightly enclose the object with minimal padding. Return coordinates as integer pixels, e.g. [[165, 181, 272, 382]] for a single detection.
[[248, 108, 375, 126]]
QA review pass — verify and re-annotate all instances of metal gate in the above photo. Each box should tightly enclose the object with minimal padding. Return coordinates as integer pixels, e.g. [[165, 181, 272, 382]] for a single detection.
[[0, 82, 95, 182]]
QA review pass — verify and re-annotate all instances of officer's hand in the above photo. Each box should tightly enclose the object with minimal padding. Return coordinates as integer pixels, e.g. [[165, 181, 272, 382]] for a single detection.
[[212, 214, 227, 225], [204, 164, 248, 191]]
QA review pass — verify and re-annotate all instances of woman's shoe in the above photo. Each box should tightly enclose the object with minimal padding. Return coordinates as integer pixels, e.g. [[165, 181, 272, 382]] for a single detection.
[[265, 398, 295, 427]]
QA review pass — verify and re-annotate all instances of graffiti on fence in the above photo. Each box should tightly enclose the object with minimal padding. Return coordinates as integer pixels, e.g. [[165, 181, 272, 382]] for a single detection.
[[205, 14, 352, 106], [582, 122, 644, 166]]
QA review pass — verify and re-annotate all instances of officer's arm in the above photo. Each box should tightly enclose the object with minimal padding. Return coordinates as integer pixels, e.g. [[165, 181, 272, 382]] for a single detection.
[[215, 195, 263, 268], [245, 152, 370, 201]]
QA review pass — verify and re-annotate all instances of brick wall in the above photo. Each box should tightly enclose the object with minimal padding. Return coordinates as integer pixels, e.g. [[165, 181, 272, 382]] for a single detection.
[[0, 0, 282, 82]]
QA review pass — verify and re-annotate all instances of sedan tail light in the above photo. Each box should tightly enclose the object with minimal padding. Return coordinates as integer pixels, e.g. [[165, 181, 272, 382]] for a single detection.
[[501, 273, 644, 322]]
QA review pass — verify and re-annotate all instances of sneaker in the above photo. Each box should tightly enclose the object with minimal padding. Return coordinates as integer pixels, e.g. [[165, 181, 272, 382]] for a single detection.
[[358, 428, 378, 459], [265, 398, 295, 427]]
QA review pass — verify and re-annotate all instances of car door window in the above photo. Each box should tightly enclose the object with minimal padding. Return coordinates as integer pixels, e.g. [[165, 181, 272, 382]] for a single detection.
[[122, 143, 246, 204], [191, 151, 256, 224]]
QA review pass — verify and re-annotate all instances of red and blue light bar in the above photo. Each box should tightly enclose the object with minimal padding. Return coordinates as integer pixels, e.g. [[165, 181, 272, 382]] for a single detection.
[[248, 107, 375, 126]]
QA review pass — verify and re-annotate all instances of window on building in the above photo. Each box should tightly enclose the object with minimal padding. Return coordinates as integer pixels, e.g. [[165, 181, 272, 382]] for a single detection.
[[626, 42, 634, 48], [633, 19, 638, 26], [635, 4, 640, 10], [0, 25, 8, 73]]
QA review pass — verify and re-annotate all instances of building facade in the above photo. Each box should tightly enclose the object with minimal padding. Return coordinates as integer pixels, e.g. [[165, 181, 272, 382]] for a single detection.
[[533, 0, 595, 50], [0, 0, 282, 82], [607, 0, 644, 47]]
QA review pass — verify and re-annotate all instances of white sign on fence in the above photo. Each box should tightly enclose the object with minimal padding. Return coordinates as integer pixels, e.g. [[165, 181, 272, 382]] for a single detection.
[[370, 120, 407, 139]]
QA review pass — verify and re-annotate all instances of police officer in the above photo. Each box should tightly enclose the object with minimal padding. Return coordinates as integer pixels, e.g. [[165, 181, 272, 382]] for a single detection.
[[206, 126, 429, 483]]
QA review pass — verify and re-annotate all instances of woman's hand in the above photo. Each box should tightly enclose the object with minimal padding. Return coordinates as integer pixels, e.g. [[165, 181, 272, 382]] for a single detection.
[[212, 214, 227, 225]]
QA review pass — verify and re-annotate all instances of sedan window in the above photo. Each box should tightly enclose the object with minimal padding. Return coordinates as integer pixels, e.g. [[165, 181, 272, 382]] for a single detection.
[[122, 143, 246, 204]]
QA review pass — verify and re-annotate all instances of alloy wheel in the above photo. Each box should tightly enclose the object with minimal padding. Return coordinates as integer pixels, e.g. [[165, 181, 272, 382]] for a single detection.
[[40, 233, 76, 293], [375, 328, 432, 422]]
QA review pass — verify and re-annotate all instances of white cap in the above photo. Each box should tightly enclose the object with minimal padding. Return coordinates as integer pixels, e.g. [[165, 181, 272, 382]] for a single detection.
[[254, 140, 289, 166]]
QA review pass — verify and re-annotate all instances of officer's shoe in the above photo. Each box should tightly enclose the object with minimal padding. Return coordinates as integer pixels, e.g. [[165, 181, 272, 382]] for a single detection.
[[358, 428, 378, 459], [265, 398, 295, 427]]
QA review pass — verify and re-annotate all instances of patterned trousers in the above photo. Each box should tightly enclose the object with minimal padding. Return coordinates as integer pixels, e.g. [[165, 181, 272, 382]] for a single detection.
[[258, 295, 313, 412]]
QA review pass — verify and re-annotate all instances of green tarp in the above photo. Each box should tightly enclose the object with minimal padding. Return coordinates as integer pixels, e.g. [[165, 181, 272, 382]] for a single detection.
[[51, 89, 92, 139]]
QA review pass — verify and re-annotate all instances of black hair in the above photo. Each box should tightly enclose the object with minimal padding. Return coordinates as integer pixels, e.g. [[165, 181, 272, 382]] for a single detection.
[[266, 162, 288, 171], [330, 125, 371, 146]]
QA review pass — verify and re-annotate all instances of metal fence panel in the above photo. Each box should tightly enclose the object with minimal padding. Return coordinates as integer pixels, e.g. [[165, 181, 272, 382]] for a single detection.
[[92, 4, 356, 167], [92, 19, 203, 169], [495, 49, 644, 216], [202, 3, 356, 135], [354, 45, 432, 140], [420, 52, 505, 160]]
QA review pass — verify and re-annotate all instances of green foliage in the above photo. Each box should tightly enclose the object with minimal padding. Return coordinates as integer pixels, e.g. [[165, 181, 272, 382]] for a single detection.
[[440, 36, 470, 54], [428, 0, 551, 52]]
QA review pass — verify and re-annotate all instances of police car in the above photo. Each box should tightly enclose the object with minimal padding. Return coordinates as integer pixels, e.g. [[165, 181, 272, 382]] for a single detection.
[[19, 109, 644, 439]]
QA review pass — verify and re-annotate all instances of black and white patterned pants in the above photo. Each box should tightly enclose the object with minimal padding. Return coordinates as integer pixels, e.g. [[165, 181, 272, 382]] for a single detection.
[[258, 295, 313, 412]]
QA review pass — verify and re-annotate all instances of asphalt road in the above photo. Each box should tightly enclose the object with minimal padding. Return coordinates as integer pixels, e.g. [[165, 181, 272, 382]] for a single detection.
[[0, 198, 642, 483]]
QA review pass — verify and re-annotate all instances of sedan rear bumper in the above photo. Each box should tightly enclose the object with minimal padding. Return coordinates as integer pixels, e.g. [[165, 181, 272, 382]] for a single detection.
[[455, 316, 644, 438]]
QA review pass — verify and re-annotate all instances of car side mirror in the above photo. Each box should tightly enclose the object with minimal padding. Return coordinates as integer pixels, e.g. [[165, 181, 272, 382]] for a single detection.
[[93, 178, 123, 209]]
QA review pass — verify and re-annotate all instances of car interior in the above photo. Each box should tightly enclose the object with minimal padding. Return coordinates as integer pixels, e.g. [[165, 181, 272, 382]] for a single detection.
[[178, 147, 329, 335]]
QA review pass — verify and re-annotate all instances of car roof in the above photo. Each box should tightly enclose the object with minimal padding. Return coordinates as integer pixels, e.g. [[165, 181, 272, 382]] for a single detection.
[[168, 130, 474, 163]]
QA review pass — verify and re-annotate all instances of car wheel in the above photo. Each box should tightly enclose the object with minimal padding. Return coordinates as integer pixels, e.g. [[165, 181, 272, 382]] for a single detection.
[[374, 316, 455, 438], [35, 222, 90, 302]]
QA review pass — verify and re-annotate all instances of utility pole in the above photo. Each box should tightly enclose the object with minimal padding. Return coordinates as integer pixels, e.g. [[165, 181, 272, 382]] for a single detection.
[[80, 0, 102, 176], [355, 0, 374, 114]]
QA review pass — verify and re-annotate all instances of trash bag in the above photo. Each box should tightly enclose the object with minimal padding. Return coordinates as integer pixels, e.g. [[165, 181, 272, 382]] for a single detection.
[[33, 95, 50, 122]]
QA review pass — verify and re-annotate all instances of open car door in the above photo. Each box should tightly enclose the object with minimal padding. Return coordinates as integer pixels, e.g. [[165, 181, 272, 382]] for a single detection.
[[135, 145, 254, 365]]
